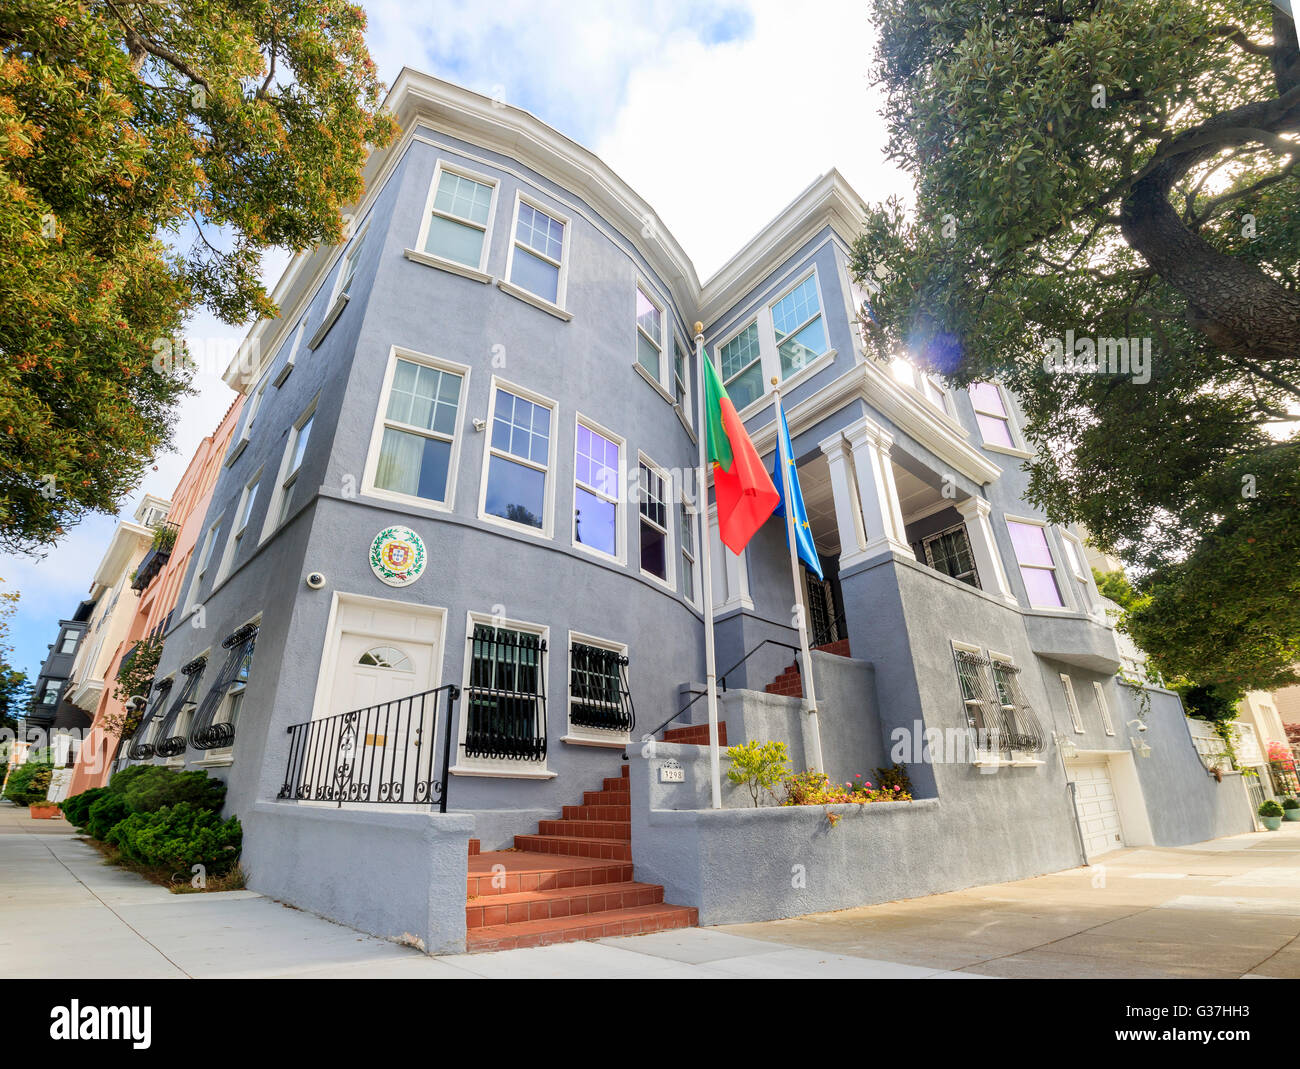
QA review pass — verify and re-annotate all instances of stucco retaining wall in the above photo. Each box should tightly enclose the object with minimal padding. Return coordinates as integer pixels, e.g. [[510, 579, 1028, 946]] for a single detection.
[[243, 802, 471, 954]]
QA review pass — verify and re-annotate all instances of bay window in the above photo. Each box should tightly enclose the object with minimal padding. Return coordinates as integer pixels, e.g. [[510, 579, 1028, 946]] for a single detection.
[[573, 419, 622, 560], [481, 383, 554, 533], [368, 350, 466, 508], [1006, 519, 1064, 608]]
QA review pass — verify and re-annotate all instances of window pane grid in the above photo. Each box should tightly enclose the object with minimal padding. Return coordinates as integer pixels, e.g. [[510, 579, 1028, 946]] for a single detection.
[[720, 322, 760, 382], [514, 202, 564, 263], [491, 390, 551, 467], [575, 424, 619, 500], [433, 171, 492, 226]]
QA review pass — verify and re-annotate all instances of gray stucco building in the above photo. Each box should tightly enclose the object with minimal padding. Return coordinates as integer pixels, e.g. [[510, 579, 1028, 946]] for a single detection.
[[120, 71, 1255, 952]]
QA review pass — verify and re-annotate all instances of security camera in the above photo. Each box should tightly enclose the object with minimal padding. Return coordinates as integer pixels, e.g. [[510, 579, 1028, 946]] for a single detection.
[[306, 571, 326, 590]]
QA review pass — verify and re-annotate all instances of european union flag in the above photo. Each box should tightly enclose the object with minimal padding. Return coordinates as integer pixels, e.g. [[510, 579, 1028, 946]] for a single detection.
[[772, 400, 824, 581]]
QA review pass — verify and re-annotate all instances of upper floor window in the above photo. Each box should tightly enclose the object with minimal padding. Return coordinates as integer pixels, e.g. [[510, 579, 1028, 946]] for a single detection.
[[188, 517, 222, 609], [1006, 520, 1064, 608], [970, 382, 1016, 449], [770, 273, 828, 379], [673, 338, 691, 419], [336, 222, 369, 301], [719, 321, 763, 411], [573, 419, 622, 561], [482, 383, 554, 533], [422, 165, 496, 271], [508, 197, 566, 306], [217, 474, 260, 583], [368, 351, 466, 508], [59, 632, 78, 655], [635, 285, 664, 382], [265, 400, 317, 536], [920, 524, 980, 588], [1059, 533, 1094, 611], [637, 458, 671, 585], [890, 358, 948, 413]]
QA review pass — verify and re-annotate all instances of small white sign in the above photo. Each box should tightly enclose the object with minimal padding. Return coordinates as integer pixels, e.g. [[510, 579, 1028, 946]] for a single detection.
[[658, 759, 684, 783]]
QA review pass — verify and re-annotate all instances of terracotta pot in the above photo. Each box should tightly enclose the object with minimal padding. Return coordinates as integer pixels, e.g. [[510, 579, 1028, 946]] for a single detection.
[[29, 804, 60, 820]]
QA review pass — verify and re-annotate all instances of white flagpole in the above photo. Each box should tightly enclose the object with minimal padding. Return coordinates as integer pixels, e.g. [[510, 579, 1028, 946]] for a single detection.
[[771, 379, 825, 774], [694, 324, 723, 809]]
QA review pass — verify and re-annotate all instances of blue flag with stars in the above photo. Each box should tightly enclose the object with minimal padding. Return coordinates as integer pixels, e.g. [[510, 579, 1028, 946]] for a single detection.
[[772, 400, 824, 581]]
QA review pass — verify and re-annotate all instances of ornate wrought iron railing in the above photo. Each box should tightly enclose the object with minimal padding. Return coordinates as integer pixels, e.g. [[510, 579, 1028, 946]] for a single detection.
[[277, 684, 460, 810], [464, 626, 547, 761], [569, 643, 635, 734]]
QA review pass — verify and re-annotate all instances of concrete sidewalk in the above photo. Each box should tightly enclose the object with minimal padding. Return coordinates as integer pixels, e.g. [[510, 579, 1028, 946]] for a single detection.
[[2, 801, 1297, 978]]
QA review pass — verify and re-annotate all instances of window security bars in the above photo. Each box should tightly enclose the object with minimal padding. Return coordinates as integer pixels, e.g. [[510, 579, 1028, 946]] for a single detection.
[[126, 679, 173, 761], [149, 657, 208, 758], [278, 684, 461, 810], [953, 649, 1046, 758], [189, 624, 258, 750], [570, 643, 635, 734], [465, 626, 547, 761]]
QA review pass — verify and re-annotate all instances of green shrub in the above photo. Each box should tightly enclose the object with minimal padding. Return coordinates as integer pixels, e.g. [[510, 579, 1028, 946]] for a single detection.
[[874, 763, 914, 798], [3, 762, 53, 806], [724, 739, 790, 806], [108, 803, 242, 875], [60, 787, 108, 829], [1259, 799, 1285, 818], [120, 767, 225, 815], [105, 764, 156, 795], [86, 792, 132, 840], [1283, 797, 1299, 811]]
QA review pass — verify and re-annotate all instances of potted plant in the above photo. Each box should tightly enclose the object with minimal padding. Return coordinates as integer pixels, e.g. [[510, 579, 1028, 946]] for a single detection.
[[29, 800, 61, 819], [1258, 799, 1285, 831], [1283, 797, 1300, 822]]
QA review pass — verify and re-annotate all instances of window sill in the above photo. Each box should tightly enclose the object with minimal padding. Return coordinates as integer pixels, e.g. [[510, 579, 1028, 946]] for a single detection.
[[164, 757, 185, 769], [674, 404, 698, 444], [272, 359, 293, 388], [633, 361, 675, 404], [571, 540, 626, 568], [981, 441, 1035, 460], [560, 733, 629, 749], [449, 763, 557, 780], [972, 754, 1046, 768], [361, 486, 454, 515], [478, 509, 554, 542], [307, 294, 348, 350], [192, 751, 234, 768], [496, 278, 572, 321], [639, 568, 675, 594], [404, 247, 493, 284], [225, 435, 250, 467]]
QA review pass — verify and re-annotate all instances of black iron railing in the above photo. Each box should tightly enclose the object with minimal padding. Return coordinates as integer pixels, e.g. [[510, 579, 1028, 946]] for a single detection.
[[570, 643, 635, 734], [277, 684, 461, 810], [464, 626, 547, 761], [127, 680, 173, 761]]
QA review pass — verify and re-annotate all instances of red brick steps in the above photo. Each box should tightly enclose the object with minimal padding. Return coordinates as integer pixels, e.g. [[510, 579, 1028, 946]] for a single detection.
[[465, 764, 696, 952], [661, 722, 728, 746], [765, 639, 852, 696]]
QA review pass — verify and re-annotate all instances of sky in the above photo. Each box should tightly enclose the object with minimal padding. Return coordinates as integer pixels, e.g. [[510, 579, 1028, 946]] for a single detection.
[[1, 0, 908, 682]]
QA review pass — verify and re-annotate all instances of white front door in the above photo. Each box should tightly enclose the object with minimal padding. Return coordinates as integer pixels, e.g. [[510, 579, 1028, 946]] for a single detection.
[[1070, 761, 1125, 859]]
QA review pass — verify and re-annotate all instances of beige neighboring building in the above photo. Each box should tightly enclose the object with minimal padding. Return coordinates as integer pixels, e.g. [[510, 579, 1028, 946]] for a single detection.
[[52, 495, 172, 799], [1273, 678, 1300, 732]]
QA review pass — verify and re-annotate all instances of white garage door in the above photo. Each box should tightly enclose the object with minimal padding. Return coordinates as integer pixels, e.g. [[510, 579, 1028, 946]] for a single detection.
[[1070, 762, 1125, 858]]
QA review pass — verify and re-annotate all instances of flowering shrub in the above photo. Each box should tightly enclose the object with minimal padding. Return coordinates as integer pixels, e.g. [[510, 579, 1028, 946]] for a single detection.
[[1267, 742, 1295, 770], [781, 769, 911, 825], [725, 739, 791, 807]]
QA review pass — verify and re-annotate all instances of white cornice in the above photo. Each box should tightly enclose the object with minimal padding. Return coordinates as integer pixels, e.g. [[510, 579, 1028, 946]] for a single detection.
[[91, 521, 152, 592]]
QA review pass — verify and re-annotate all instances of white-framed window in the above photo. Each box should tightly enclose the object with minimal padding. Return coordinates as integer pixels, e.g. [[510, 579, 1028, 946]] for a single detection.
[[636, 456, 673, 587], [263, 398, 318, 539], [1006, 518, 1065, 608], [418, 162, 497, 273], [335, 220, 369, 302], [635, 283, 665, 383], [505, 193, 568, 308], [567, 632, 634, 742], [272, 317, 307, 387], [458, 611, 552, 774], [572, 416, 623, 562], [59, 632, 78, 655], [1092, 681, 1115, 736], [970, 381, 1020, 450], [363, 348, 468, 510], [228, 372, 271, 464], [718, 320, 764, 411], [770, 270, 829, 380], [479, 379, 556, 536], [186, 517, 222, 610], [1060, 532, 1095, 612], [890, 357, 949, 414], [217, 471, 261, 583], [1060, 673, 1085, 733], [920, 523, 980, 588], [673, 337, 692, 423], [679, 493, 698, 604]]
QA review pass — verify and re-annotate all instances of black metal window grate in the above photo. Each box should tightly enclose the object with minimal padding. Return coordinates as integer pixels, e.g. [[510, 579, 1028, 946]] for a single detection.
[[149, 657, 207, 759], [464, 625, 547, 761], [569, 642, 635, 734], [190, 623, 258, 750], [127, 679, 173, 761]]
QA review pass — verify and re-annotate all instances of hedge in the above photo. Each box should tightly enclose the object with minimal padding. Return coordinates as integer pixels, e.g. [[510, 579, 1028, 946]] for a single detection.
[[106, 803, 242, 875], [4, 762, 53, 806]]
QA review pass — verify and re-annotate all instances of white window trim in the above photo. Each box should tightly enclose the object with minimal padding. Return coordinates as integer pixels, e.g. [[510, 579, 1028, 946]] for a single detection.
[[309, 217, 369, 350], [215, 469, 262, 588], [476, 376, 558, 540], [970, 380, 1033, 458], [451, 610, 556, 779], [635, 452, 676, 591], [634, 279, 668, 391], [1004, 514, 1066, 610], [672, 333, 695, 433], [186, 517, 222, 614], [1060, 673, 1085, 733], [570, 413, 626, 566], [561, 630, 632, 748], [500, 190, 570, 318], [1092, 680, 1115, 736], [679, 491, 700, 609], [768, 266, 831, 383], [227, 372, 271, 466], [272, 318, 307, 388], [261, 396, 319, 543], [361, 346, 471, 514], [1060, 530, 1100, 615], [409, 159, 500, 282]]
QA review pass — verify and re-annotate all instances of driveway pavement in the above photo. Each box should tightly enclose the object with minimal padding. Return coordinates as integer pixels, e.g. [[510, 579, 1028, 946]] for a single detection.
[[3, 801, 1297, 978]]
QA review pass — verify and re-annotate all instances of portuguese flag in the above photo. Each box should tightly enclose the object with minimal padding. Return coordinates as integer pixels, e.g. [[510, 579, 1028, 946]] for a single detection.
[[704, 355, 779, 553]]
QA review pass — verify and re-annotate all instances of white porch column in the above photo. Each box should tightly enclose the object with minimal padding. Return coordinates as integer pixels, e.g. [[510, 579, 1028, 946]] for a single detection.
[[818, 433, 869, 567], [843, 417, 915, 561], [954, 496, 1016, 602]]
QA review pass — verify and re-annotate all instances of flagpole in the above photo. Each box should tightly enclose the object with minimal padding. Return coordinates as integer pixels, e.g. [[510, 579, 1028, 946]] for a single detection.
[[694, 324, 724, 809], [771, 379, 825, 774]]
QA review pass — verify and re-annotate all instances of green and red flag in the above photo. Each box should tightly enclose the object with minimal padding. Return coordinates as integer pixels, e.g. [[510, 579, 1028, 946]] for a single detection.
[[704, 354, 779, 553]]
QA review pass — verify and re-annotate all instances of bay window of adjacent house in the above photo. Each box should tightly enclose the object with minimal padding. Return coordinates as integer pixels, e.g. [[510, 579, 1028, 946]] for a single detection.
[[635, 285, 664, 382], [1006, 519, 1064, 608], [483, 386, 552, 531], [920, 524, 980, 588], [573, 420, 621, 560], [679, 496, 697, 602], [423, 166, 495, 270], [719, 321, 763, 411], [372, 355, 465, 506], [59, 632, 78, 654], [638, 460, 670, 583], [970, 382, 1016, 448], [508, 198, 566, 305], [770, 273, 828, 379]]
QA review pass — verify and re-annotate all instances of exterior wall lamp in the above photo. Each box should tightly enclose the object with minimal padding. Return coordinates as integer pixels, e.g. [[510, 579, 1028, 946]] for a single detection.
[[1055, 733, 1078, 760], [1131, 736, 1152, 758]]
